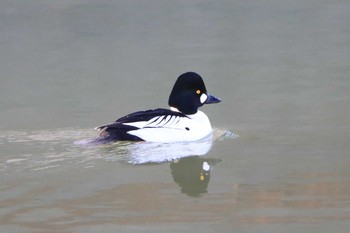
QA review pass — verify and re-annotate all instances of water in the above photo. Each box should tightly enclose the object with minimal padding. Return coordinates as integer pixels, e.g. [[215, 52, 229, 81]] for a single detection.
[[1, 1, 350, 232]]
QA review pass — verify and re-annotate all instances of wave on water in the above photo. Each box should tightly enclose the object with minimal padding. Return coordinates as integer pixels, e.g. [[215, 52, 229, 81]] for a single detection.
[[0, 128, 238, 172]]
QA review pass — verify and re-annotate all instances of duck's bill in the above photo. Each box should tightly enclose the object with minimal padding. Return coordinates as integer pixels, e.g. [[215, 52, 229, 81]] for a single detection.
[[205, 93, 221, 104]]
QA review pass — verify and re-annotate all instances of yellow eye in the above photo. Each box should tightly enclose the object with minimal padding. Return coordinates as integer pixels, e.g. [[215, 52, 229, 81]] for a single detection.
[[196, 90, 201, 95]]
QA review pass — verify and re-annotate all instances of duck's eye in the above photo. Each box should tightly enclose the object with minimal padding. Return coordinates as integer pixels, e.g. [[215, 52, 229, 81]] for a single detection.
[[196, 89, 201, 95]]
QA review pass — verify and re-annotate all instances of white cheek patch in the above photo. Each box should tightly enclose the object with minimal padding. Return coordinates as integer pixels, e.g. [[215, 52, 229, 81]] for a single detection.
[[200, 93, 208, 104]]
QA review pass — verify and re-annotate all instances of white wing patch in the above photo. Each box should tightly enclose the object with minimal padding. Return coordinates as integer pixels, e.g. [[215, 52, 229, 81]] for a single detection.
[[127, 111, 213, 142], [123, 115, 182, 129]]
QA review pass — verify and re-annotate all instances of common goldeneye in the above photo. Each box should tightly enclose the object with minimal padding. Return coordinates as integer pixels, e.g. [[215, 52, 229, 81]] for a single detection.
[[92, 72, 221, 144]]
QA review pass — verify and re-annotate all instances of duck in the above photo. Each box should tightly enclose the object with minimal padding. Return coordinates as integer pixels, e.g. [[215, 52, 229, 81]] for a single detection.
[[91, 72, 221, 144]]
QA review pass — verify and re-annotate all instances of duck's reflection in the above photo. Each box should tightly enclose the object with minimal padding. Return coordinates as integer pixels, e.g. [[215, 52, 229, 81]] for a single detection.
[[124, 136, 222, 196], [91, 131, 234, 196], [126, 136, 213, 164], [171, 156, 220, 197]]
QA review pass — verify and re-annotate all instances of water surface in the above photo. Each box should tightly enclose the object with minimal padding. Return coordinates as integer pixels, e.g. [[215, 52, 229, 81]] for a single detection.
[[1, 1, 350, 232]]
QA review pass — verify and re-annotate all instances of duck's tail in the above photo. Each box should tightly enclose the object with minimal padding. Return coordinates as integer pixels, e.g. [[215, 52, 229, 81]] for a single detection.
[[75, 127, 143, 146]]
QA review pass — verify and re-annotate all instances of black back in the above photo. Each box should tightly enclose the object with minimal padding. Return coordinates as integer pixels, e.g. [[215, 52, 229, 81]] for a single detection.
[[115, 108, 187, 124], [92, 108, 188, 143]]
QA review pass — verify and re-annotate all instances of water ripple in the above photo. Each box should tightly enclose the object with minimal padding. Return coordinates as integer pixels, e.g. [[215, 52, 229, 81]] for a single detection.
[[0, 128, 237, 172]]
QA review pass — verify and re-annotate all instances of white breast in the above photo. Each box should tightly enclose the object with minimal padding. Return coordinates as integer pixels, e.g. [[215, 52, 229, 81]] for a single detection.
[[127, 111, 213, 142]]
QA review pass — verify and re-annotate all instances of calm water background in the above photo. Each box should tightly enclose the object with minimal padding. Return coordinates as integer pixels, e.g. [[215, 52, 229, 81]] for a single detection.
[[1, 1, 350, 232]]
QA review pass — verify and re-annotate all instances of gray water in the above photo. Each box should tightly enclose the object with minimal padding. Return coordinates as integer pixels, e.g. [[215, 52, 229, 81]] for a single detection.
[[1, 1, 350, 232]]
